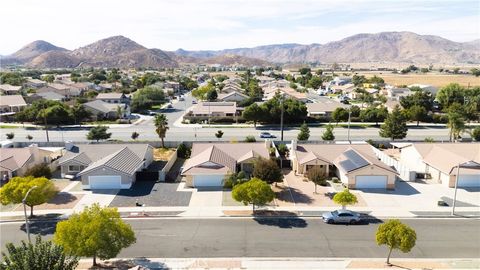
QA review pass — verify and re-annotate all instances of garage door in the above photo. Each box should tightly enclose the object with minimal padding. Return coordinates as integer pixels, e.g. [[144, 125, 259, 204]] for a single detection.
[[355, 175, 387, 189], [458, 174, 480, 187], [89, 175, 122, 189], [193, 175, 224, 187]]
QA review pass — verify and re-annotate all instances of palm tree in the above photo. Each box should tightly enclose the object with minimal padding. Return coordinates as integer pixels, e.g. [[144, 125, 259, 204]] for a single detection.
[[116, 105, 124, 119], [154, 113, 169, 148]]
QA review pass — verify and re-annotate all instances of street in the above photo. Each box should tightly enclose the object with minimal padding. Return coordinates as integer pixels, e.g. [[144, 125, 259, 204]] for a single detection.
[[1, 93, 453, 143], [1, 218, 479, 258]]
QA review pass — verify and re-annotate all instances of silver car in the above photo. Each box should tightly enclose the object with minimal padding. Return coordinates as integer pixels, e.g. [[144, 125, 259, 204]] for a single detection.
[[322, 209, 361, 224]]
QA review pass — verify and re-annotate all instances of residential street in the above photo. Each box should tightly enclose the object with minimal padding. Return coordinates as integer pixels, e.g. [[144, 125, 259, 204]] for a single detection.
[[2, 93, 454, 143], [1, 218, 479, 259]]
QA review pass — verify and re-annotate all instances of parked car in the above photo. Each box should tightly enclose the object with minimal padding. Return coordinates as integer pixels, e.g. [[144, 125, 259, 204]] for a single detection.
[[179, 96, 185, 101], [192, 100, 197, 104], [322, 210, 361, 224], [166, 103, 173, 109], [259, 132, 276, 138]]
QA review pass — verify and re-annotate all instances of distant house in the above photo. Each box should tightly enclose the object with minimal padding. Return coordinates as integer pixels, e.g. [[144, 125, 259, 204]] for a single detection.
[[291, 141, 398, 190], [263, 87, 307, 102], [163, 81, 181, 92], [407, 84, 438, 95], [96, 92, 131, 104], [386, 87, 412, 100], [30, 91, 66, 102], [0, 84, 22, 95], [181, 141, 272, 187], [83, 100, 130, 120], [38, 83, 81, 98], [217, 91, 249, 102], [25, 78, 47, 89], [70, 82, 94, 92], [0, 144, 63, 181], [0, 95, 27, 114], [306, 97, 349, 117], [184, 102, 238, 121], [58, 143, 154, 189]]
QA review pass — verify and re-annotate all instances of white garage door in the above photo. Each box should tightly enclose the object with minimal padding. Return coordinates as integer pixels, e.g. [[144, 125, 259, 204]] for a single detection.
[[89, 175, 122, 189], [355, 175, 387, 189], [458, 174, 480, 187], [193, 175, 224, 187]]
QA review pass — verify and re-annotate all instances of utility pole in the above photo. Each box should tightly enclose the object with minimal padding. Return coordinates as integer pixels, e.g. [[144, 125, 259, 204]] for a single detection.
[[347, 107, 352, 144], [22, 186, 38, 243], [280, 95, 284, 141], [43, 104, 49, 142]]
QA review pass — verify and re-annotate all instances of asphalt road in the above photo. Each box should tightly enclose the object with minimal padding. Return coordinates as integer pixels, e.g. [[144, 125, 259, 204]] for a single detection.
[[1, 92, 453, 142], [1, 218, 479, 258]]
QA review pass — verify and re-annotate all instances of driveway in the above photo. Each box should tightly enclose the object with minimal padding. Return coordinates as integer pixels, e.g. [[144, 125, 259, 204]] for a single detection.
[[109, 181, 192, 207]]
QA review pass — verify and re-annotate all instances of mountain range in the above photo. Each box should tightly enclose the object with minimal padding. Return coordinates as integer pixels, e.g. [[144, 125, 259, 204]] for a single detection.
[[2, 32, 479, 69]]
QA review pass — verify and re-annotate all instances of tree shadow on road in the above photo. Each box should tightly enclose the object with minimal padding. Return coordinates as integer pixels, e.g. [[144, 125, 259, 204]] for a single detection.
[[253, 216, 308, 229], [20, 220, 57, 236]]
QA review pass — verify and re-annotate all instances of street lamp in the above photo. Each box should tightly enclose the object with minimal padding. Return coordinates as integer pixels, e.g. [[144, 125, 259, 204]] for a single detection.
[[452, 161, 480, 215], [280, 94, 284, 141], [347, 106, 352, 144], [23, 186, 38, 243]]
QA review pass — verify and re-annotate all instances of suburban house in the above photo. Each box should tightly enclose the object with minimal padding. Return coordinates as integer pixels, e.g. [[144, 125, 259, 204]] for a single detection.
[[96, 93, 131, 104], [386, 87, 412, 100], [0, 144, 63, 181], [83, 100, 130, 119], [407, 84, 438, 95], [398, 143, 480, 187], [181, 141, 272, 187], [306, 97, 349, 117], [184, 102, 238, 122], [217, 91, 249, 102], [58, 143, 154, 189], [25, 78, 47, 89], [0, 95, 27, 113], [0, 84, 22, 95], [27, 91, 66, 102], [37, 84, 81, 98], [163, 81, 181, 92], [263, 86, 307, 102], [291, 141, 398, 189]]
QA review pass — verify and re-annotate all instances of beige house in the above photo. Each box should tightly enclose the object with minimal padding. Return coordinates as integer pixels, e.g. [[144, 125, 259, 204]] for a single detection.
[[0, 144, 63, 181], [58, 143, 153, 189], [306, 98, 349, 117], [83, 100, 130, 119], [182, 142, 272, 187], [398, 143, 480, 187], [184, 102, 238, 121], [0, 84, 22, 95], [217, 91, 249, 102], [0, 95, 27, 113], [291, 141, 398, 189], [96, 93, 131, 104]]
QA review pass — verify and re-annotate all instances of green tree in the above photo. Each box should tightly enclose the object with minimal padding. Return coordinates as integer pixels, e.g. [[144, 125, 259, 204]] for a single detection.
[[71, 104, 91, 125], [297, 122, 310, 141], [54, 204, 136, 266], [192, 84, 214, 100], [6, 132, 14, 140], [359, 106, 388, 125], [400, 90, 433, 111], [1, 236, 79, 270], [86, 125, 111, 142], [25, 164, 52, 179], [26, 134, 33, 141], [244, 135, 256, 142], [43, 74, 55, 83], [307, 166, 327, 193], [407, 105, 427, 126], [0, 176, 57, 217], [471, 68, 480, 77], [447, 103, 466, 142], [322, 124, 335, 141], [332, 107, 349, 125], [242, 103, 263, 127], [206, 88, 218, 101], [376, 219, 417, 265], [131, 86, 166, 112], [436, 83, 465, 109], [215, 130, 224, 140], [37, 104, 73, 127], [471, 126, 480, 141], [332, 188, 358, 209], [0, 72, 26, 85], [350, 105, 361, 117], [232, 178, 275, 213], [154, 113, 169, 148], [131, 131, 139, 140], [379, 105, 408, 141], [253, 157, 283, 185]]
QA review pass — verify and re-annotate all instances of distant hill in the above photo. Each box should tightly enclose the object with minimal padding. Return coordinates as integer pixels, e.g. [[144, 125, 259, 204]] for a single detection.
[[177, 32, 480, 64], [3, 32, 479, 68]]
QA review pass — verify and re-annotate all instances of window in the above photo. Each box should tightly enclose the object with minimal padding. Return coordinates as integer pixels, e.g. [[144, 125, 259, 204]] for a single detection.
[[68, 165, 84, 172]]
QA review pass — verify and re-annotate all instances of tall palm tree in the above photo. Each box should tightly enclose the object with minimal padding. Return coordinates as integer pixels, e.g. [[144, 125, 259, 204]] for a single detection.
[[154, 113, 169, 148]]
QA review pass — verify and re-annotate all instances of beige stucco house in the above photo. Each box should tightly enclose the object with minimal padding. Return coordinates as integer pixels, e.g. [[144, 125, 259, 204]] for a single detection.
[[291, 141, 398, 189]]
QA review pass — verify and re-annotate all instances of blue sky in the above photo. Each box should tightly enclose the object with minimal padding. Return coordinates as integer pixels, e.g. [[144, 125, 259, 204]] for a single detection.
[[1, 0, 479, 54]]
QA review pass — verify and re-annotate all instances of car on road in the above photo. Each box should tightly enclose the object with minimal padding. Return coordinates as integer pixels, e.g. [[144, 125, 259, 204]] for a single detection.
[[322, 210, 361, 224], [259, 132, 276, 138], [192, 100, 197, 104], [166, 103, 173, 109], [179, 96, 185, 101]]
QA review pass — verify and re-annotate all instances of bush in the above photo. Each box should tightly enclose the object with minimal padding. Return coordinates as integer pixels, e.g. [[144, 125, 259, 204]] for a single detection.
[[245, 135, 256, 142], [432, 114, 448, 124], [209, 117, 235, 124], [223, 179, 233, 189], [277, 143, 288, 156], [25, 163, 52, 179], [176, 143, 191, 158]]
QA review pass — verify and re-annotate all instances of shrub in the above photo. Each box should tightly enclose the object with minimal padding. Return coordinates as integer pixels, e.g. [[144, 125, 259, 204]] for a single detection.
[[245, 135, 256, 142], [25, 163, 52, 179], [176, 143, 191, 158], [277, 143, 288, 156]]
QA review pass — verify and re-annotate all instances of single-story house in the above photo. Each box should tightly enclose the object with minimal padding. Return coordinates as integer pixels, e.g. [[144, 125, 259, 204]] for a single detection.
[[28, 91, 66, 102], [407, 84, 438, 95], [398, 143, 480, 187], [217, 91, 249, 102], [291, 141, 398, 189], [306, 98, 349, 117], [386, 87, 412, 100], [58, 143, 154, 189], [0, 144, 62, 181], [96, 92, 131, 104], [0, 84, 22, 95], [83, 100, 130, 119], [184, 102, 238, 121], [181, 141, 272, 187], [25, 78, 47, 89], [0, 95, 27, 113], [37, 84, 81, 98]]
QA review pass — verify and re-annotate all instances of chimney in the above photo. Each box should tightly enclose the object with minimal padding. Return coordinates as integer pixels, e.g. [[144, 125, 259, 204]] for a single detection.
[[65, 141, 74, 151]]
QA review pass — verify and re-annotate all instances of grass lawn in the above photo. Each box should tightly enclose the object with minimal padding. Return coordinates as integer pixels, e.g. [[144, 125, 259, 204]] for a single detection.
[[0, 125, 19, 129], [82, 120, 119, 125], [151, 105, 163, 110]]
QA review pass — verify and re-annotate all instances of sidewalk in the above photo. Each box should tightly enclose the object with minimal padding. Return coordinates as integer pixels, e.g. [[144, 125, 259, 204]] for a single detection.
[[77, 257, 480, 269]]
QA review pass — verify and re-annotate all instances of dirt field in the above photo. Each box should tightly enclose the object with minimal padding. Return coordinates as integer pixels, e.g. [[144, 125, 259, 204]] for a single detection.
[[360, 72, 480, 88], [153, 148, 176, 161]]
